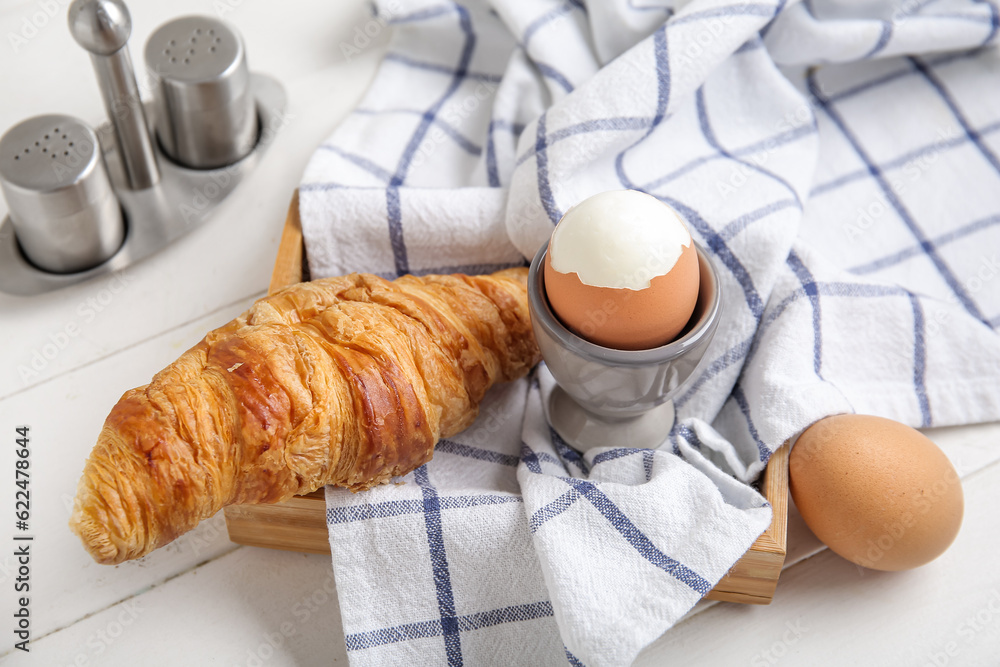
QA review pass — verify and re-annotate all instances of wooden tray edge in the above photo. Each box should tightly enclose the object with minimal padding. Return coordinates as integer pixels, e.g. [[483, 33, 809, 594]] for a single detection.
[[268, 191, 303, 296]]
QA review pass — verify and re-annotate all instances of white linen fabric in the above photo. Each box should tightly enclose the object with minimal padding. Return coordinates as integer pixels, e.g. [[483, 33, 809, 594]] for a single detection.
[[300, 0, 1000, 664]]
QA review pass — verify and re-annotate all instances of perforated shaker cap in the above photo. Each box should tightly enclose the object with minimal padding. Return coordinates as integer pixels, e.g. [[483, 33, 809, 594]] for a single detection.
[[144, 16, 250, 110], [0, 115, 101, 198]]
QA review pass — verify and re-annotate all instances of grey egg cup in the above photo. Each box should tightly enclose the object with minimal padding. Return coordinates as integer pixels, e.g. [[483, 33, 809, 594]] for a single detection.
[[527, 239, 723, 452]]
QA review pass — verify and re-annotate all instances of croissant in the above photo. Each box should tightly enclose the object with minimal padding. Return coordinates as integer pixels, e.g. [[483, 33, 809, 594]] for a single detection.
[[70, 268, 539, 564]]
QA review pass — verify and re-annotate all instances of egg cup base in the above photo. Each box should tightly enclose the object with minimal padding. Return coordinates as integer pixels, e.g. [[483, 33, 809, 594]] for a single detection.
[[547, 385, 676, 453]]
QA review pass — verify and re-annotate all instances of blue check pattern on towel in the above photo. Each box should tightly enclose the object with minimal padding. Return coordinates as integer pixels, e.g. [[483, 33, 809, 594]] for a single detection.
[[300, 0, 1000, 664]]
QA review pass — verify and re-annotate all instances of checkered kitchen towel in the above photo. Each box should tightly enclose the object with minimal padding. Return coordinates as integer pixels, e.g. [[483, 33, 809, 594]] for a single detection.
[[299, 0, 1000, 664]]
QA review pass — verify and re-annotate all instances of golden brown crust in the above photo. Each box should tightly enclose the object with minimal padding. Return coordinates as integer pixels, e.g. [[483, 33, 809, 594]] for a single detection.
[[70, 268, 538, 564]]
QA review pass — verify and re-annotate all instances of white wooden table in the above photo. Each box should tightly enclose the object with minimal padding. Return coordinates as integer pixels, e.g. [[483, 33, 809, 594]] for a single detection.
[[1, 1, 998, 664]]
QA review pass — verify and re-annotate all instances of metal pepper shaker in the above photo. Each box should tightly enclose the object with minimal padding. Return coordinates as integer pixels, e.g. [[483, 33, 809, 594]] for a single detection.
[[144, 16, 258, 169], [0, 115, 124, 274]]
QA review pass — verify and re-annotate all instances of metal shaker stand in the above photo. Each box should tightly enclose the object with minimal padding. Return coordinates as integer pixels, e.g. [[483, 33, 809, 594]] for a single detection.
[[0, 2, 286, 297], [0, 76, 286, 297]]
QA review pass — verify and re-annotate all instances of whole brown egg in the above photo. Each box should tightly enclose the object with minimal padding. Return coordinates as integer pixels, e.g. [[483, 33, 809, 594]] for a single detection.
[[790, 414, 963, 571]]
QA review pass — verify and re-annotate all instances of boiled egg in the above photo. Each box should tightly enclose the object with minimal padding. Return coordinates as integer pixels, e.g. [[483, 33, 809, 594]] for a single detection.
[[543, 190, 700, 350]]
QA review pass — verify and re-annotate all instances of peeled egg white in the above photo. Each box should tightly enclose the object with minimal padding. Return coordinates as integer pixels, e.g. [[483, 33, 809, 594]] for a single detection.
[[543, 190, 700, 350]]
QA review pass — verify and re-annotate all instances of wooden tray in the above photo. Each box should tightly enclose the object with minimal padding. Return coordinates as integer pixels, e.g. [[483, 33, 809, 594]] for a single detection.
[[224, 192, 789, 604]]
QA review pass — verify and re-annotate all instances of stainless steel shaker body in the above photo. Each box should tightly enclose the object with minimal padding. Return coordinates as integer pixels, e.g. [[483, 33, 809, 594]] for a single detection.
[[0, 115, 124, 274], [145, 17, 258, 169]]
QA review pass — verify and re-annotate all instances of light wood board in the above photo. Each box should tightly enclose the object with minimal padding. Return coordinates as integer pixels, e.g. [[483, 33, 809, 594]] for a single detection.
[[224, 191, 789, 604]]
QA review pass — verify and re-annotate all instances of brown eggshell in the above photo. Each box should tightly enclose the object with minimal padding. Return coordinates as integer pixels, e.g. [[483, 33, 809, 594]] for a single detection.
[[790, 414, 964, 571], [543, 242, 700, 350]]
